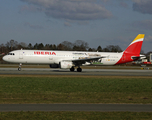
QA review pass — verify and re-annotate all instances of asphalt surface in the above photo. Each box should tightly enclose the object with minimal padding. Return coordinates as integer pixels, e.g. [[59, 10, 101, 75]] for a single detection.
[[0, 68, 152, 76], [0, 104, 152, 112]]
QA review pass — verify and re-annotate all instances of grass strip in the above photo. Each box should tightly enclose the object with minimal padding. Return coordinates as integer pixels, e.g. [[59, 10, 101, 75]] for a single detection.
[[0, 76, 152, 104], [0, 112, 152, 120]]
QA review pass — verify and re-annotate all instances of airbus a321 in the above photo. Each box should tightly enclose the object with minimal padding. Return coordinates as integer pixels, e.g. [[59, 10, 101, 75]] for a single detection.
[[3, 34, 145, 72]]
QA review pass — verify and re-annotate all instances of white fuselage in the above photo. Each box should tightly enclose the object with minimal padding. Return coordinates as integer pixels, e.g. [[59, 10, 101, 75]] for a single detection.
[[3, 50, 123, 66]]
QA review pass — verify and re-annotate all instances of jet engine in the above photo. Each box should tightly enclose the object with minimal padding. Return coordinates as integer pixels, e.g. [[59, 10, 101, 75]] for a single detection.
[[50, 61, 73, 69], [60, 61, 73, 69]]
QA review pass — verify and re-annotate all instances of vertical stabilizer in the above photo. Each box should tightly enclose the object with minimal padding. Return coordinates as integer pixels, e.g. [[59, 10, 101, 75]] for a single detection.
[[124, 34, 145, 55]]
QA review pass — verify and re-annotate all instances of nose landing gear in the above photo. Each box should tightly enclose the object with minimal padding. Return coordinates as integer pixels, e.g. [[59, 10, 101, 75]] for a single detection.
[[18, 63, 22, 71]]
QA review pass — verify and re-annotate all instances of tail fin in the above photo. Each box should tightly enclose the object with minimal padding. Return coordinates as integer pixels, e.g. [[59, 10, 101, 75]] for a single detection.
[[124, 34, 145, 55]]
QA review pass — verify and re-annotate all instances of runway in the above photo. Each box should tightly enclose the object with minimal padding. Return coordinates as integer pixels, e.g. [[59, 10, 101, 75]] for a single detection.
[[0, 68, 152, 112], [0, 68, 152, 76], [0, 104, 152, 112]]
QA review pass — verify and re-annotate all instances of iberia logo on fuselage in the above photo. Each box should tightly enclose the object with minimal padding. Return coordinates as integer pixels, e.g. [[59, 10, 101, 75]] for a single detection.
[[34, 51, 56, 55]]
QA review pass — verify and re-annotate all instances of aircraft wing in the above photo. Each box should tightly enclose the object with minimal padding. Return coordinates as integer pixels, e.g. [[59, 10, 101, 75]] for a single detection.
[[63, 56, 107, 65]]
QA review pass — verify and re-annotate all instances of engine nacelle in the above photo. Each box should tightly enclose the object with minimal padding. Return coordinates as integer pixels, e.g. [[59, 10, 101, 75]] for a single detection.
[[60, 61, 73, 69], [49, 64, 60, 68]]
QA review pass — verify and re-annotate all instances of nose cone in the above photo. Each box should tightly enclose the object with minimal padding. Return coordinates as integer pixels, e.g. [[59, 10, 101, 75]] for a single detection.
[[2, 56, 6, 61], [2, 56, 8, 62]]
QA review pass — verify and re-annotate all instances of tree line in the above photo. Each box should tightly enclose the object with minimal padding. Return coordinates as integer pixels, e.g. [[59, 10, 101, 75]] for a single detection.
[[0, 39, 123, 54]]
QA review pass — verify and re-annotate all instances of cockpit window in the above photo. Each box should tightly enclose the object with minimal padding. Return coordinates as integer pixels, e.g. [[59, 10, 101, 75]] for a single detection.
[[8, 53, 15, 55]]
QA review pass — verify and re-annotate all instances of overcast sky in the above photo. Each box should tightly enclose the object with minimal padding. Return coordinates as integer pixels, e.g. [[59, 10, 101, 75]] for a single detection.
[[0, 0, 152, 52]]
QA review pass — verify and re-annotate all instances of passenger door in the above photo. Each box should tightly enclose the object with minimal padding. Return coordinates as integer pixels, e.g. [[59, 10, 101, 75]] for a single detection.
[[19, 51, 23, 59]]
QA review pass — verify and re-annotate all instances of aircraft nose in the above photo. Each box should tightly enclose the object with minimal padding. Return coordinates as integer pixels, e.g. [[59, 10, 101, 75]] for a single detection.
[[2, 56, 7, 62], [2, 56, 5, 61]]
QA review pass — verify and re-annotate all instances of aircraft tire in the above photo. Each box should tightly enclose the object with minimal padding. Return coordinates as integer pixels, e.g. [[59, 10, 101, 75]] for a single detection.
[[70, 67, 75, 72], [18, 67, 21, 71], [77, 68, 82, 72]]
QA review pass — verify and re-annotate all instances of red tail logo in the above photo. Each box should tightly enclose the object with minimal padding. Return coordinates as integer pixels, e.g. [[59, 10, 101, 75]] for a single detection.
[[124, 34, 144, 55], [116, 34, 145, 65]]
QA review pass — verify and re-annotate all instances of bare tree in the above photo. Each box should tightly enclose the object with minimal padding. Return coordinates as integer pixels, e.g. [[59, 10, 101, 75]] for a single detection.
[[61, 41, 73, 50], [73, 40, 89, 51], [17, 42, 27, 49], [104, 45, 122, 52], [57, 43, 65, 50], [5, 39, 18, 50], [0, 44, 5, 53]]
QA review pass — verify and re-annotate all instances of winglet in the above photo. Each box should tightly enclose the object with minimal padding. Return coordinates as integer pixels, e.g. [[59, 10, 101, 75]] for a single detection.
[[124, 34, 145, 55]]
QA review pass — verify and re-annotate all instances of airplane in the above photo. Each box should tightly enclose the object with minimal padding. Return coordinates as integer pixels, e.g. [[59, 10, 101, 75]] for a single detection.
[[3, 34, 145, 72]]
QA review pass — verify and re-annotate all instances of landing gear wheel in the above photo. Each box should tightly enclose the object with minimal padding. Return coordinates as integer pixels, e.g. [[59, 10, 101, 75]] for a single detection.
[[18, 67, 21, 71], [70, 67, 75, 72], [77, 68, 82, 72], [18, 63, 22, 71]]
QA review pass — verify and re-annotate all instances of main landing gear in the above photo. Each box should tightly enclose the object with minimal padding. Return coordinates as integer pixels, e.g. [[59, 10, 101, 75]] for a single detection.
[[70, 67, 82, 72], [77, 67, 82, 72], [18, 63, 22, 71], [70, 67, 75, 72]]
